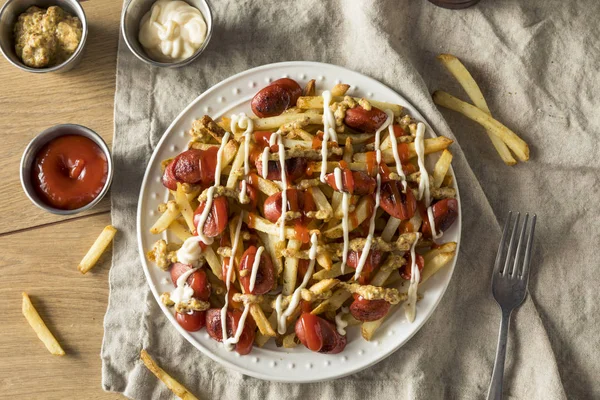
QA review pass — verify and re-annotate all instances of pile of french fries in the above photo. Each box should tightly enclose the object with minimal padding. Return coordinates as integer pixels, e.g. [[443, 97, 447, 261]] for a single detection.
[[434, 54, 529, 166], [147, 78, 459, 350]]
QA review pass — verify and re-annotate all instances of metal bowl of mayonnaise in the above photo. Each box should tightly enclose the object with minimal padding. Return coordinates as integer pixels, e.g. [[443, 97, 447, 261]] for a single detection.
[[122, 0, 212, 68]]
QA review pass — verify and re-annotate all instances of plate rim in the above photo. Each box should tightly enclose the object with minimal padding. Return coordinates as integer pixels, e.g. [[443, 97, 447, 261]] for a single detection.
[[136, 61, 462, 382]]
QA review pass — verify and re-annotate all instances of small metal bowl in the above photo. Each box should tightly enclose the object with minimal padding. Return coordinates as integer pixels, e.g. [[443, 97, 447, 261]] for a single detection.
[[20, 124, 114, 215], [0, 0, 88, 73], [121, 0, 213, 68]]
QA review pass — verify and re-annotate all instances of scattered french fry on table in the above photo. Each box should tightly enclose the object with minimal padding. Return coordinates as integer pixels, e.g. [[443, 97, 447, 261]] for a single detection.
[[141, 349, 199, 400], [78, 225, 117, 274], [22, 292, 65, 356]]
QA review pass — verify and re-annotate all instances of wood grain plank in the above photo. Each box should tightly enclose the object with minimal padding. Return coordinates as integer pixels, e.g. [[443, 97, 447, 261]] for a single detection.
[[0, 0, 121, 235], [0, 213, 125, 399]]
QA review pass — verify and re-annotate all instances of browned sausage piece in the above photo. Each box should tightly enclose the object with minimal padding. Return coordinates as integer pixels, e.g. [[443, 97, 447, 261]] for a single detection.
[[344, 106, 388, 132]]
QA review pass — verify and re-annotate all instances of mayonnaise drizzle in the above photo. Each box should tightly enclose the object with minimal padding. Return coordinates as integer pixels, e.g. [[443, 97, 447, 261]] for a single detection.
[[340, 192, 350, 273], [320, 91, 338, 183], [220, 211, 244, 349], [249, 246, 265, 292], [194, 129, 232, 245], [269, 131, 287, 240], [427, 206, 443, 240], [261, 147, 269, 179], [170, 267, 198, 307], [230, 113, 254, 204], [194, 186, 215, 245], [176, 236, 205, 266], [385, 110, 407, 191], [224, 303, 251, 348], [404, 232, 421, 322], [353, 112, 393, 280], [335, 306, 349, 335], [415, 122, 442, 240], [415, 123, 430, 207], [214, 132, 231, 185], [275, 233, 318, 334]]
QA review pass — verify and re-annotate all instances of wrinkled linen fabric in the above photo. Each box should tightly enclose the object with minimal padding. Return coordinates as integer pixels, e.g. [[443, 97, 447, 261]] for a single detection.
[[102, 0, 600, 399]]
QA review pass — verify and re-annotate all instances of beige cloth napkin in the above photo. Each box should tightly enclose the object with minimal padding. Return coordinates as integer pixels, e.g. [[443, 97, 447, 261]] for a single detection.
[[103, 0, 600, 398]]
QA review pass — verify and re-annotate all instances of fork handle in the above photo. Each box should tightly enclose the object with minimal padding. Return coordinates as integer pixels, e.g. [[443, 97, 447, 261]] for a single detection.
[[486, 309, 512, 400]]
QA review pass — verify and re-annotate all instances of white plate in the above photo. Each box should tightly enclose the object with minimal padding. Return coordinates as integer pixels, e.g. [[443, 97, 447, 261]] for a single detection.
[[137, 61, 461, 383]]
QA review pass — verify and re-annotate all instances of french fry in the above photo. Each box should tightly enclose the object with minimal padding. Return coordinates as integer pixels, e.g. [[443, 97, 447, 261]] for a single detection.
[[256, 231, 283, 278], [432, 149, 453, 188], [166, 219, 192, 242], [282, 333, 298, 348], [352, 136, 454, 163], [297, 96, 403, 117], [190, 139, 239, 168], [331, 83, 351, 97], [311, 187, 333, 221], [361, 306, 394, 341], [433, 90, 529, 161], [283, 239, 302, 295], [253, 112, 323, 130], [255, 311, 278, 347], [342, 137, 353, 164], [304, 79, 316, 96], [226, 145, 246, 189], [437, 54, 516, 166], [250, 304, 277, 337], [313, 262, 343, 280], [420, 250, 456, 284], [254, 175, 281, 196], [150, 202, 180, 234], [203, 246, 223, 280], [324, 196, 371, 238], [244, 213, 298, 240], [381, 217, 401, 242], [78, 225, 117, 274], [311, 288, 351, 315], [22, 293, 65, 356], [140, 350, 199, 400], [174, 183, 196, 234]]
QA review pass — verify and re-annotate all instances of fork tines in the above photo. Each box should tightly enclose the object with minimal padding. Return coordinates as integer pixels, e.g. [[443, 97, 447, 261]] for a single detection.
[[494, 211, 537, 280]]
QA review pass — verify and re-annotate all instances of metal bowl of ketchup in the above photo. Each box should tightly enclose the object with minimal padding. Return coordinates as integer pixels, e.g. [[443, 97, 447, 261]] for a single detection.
[[20, 124, 113, 215]]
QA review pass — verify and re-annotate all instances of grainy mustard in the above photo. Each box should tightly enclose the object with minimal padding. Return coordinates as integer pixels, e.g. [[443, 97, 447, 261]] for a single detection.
[[13, 6, 82, 68]]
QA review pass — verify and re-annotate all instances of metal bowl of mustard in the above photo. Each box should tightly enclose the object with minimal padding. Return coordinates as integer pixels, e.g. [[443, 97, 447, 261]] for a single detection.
[[20, 124, 113, 215], [0, 0, 88, 73], [121, 0, 213, 68]]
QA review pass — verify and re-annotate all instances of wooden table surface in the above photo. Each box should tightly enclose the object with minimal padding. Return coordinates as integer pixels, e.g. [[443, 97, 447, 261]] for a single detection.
[[0, 0, 125, 398]]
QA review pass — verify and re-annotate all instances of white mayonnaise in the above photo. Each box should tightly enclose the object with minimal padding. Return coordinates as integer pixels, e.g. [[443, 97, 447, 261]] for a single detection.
[[275, 233, 318, 334], [335, 307, 349, 335], [230, 113, 254, 203], [340, 191, 350, 274], [170, 267, 198, 306], [261, 147, 269, 179], [320, 91, 338, 182], [249, 246, 265, 292], [415, 123, 430, 207], [427, 206, 443, 240], [385, 110, 407, 191], [176, 236, 205, 266], [353, 113, 392, 280], [404, 232, 421, 322], [224, 303, 251, 348], [139, 0, 207, 62], [214, 132, 230, 184], [220, 211, 244, 349], [194, 130, 231, 245], [334, 166, 350, 272], [269, 131, 287, 240]]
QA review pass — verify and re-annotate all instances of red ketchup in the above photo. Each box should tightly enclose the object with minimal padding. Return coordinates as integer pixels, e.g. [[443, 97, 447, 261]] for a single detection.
[[32, 135, 108, 210]]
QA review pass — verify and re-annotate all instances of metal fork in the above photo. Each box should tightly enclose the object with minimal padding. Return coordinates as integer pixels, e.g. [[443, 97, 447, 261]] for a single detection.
[[486, 212, 537, 400]]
